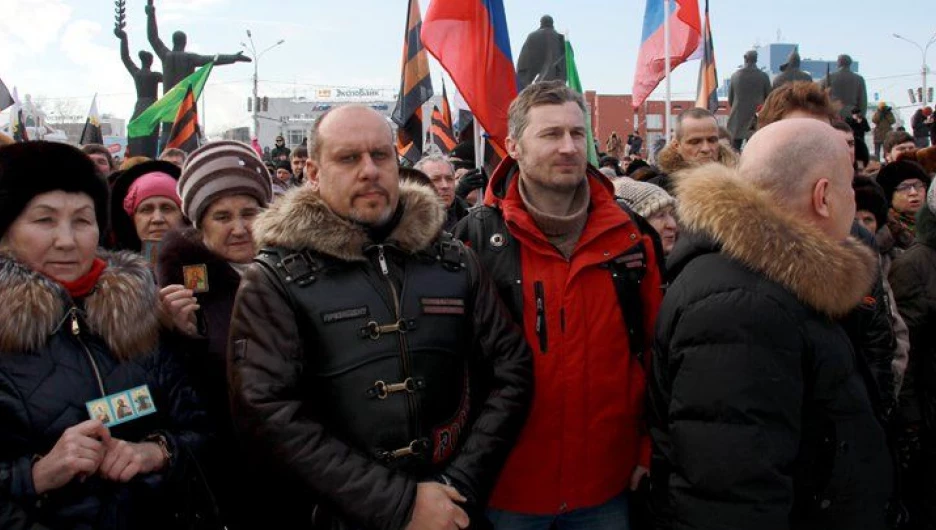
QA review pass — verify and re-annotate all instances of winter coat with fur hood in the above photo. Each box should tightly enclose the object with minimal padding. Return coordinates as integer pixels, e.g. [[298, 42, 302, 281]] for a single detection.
[[0, 251, 210, 530], [227, 182, 532, 530], [649, 165, 891, 530]]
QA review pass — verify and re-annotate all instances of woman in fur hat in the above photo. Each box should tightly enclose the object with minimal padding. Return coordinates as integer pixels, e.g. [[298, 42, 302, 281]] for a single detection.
[[156, 140, 272, 528], [0, 142, 210, 529]]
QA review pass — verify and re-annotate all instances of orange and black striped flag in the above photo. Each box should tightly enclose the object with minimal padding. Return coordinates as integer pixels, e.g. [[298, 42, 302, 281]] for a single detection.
[[391, 0, 433, 165], [431, 80, 456, 154], [166, 85, 200, 153], [695, 0, 719, 113]]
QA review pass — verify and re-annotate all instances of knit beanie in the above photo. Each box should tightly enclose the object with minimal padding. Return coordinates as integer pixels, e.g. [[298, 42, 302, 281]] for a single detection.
[[178, 140, 273, 227], [0, 141, 109, 237], [877, 160, 932, 205], [122, 172, 181, 216], [852, 176, 888, 230], [613, 177, 676, 219]]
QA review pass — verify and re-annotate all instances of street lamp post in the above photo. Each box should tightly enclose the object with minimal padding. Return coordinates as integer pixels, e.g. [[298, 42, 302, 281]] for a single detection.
[[242, 30, 285, 142], [894, 31, 936, 109]]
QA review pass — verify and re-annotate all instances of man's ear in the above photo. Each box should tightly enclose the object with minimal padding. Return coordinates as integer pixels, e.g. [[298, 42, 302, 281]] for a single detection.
[[506, 136, 520, 160], [306, 158, 319, 185], [812, 178, 831, 219]]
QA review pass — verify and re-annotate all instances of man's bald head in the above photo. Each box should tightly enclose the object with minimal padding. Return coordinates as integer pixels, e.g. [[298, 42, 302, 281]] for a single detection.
[[308, 104, 393, 161], [740, 118, 855, 240]]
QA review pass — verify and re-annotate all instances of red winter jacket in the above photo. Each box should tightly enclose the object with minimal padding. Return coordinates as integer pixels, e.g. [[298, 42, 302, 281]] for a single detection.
[[456, 160, 663, 514]]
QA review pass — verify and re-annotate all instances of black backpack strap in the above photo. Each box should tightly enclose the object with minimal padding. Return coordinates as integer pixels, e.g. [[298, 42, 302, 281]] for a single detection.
[[606, 242, 649, 365], [616, 198, 667, 280]]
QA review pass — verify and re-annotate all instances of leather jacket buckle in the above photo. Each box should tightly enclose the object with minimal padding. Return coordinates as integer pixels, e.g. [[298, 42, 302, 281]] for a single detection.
[[376, 438, 430, 461], [277, 252, 318, 285], [359, 319, 416, 340], [370, 377, 424, 399]]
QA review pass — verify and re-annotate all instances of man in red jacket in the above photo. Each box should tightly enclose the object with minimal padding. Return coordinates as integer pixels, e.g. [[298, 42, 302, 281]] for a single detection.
[[455, 80, 663, 529]]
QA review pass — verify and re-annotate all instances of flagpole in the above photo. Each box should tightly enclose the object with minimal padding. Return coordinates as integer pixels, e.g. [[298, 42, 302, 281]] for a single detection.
[[664, 0, 672, 142]]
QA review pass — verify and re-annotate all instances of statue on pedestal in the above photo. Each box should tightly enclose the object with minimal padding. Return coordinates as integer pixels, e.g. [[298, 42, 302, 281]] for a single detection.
[[771, 49, 813, 91], [516, 15, 567, 89], [728, 50, 771, 149], [145, 0, 250, 150], [114, 1, 162, 157], [821, 54, 868, 120]]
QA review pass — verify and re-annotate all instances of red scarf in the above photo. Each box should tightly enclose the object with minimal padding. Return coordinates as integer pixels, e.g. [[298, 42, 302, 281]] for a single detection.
[[53, 258, 108, 299]]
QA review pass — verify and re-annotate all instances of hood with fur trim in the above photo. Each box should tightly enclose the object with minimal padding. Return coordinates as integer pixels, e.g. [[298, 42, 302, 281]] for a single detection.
[[656, 141, 739, 175], [673, 164, 876, 318], [252, 180, 446, 261], [0, 251, 160, 359]]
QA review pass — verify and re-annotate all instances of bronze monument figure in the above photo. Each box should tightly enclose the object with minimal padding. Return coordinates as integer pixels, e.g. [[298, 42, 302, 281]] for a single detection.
[[516, 15, 567, 89], [114, 1, 163, 157]]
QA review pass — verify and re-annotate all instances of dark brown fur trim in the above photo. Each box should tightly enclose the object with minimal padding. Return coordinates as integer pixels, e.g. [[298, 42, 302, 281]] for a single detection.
[[656, 142, 739, 175]]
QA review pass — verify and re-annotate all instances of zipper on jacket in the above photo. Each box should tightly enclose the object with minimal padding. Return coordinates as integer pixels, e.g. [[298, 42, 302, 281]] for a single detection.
[[534, 281, 548, 353], [70, 307, 106, 397], [560, 308, 566, 334], [376, 245, 420, 436]]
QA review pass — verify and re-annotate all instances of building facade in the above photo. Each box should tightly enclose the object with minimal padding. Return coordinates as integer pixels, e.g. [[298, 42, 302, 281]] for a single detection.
[[584, 92, 730, 158]]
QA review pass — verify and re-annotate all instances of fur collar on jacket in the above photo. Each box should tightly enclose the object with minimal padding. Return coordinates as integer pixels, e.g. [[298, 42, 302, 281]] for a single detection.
[[656, 141, 739, 175], [252, 180, 446, 261], [0, 251, 159, 359], [675, 164, 877, 318]]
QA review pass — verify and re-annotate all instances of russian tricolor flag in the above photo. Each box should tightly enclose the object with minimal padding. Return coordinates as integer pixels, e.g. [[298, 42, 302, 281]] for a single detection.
[[632, 0, 702, 109], [421, 0, 517, 150]]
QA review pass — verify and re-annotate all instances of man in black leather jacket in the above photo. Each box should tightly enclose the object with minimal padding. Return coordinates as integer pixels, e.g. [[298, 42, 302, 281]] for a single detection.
[[228, 105, 533, 530]]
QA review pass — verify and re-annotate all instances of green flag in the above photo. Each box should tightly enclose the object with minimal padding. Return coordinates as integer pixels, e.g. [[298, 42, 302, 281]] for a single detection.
[[128, 61, 214, 138], [564, 40, 598, 166]]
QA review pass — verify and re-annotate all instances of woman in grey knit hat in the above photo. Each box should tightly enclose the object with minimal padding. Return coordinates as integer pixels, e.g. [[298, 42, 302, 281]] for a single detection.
[[614, 177, 680, 255], [154, 140, 273, 529]]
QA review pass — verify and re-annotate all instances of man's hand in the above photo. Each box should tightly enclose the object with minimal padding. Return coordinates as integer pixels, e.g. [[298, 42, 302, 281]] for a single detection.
[[114, 27, 127, 40], [405, 482, 469, 530], [145, 0, 155, 16], [98, 439, 167, 482], [235, 51, 252, 63], [32, 420, 110, 495], [629, 465, 649, 491], [455, 168, 487, 199]]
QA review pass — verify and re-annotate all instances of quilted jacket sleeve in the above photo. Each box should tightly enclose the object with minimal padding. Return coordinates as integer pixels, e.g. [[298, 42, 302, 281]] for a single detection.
[[651, 288, 805, 530], [0, 370, 38, 505], [228, 263, 417, 530], [146, 341, 214, 488], [442, 245, 533, 503]]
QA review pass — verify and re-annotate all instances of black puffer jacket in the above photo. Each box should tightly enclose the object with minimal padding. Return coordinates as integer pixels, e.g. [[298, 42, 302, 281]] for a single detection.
[[649, 165, 891, 530], [0, 251, 210, 530]]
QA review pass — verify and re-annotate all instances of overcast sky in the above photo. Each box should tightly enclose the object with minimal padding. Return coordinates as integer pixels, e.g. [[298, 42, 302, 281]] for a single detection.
[[2, 0, 934, 135]]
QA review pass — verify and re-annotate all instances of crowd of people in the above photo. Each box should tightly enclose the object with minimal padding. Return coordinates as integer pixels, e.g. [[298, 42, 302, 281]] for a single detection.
[[0, 74, 933, 530]]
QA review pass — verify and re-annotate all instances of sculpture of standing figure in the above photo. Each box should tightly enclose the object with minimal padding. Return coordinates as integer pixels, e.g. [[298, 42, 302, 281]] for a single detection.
[[727, 50, 771, 150], [516, 15, 567, 89], [145, 0, 251, 94], [145, 0, 250, 150], [114, 21, 163, 157]]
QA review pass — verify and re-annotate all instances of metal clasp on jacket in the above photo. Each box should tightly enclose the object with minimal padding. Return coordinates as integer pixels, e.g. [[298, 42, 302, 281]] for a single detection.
[[367, 377, 426, 399], [375, 438, 430, 462], [359, 318, 416, 340]]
